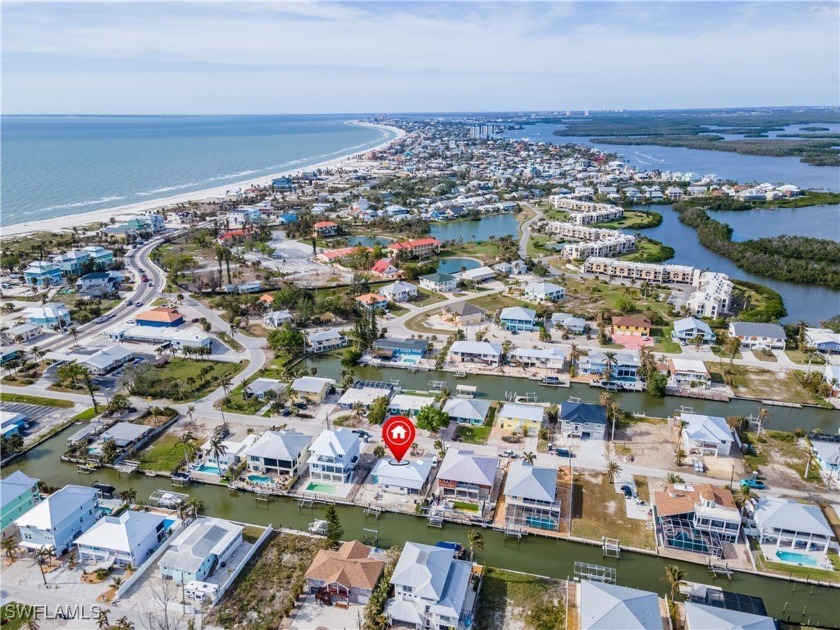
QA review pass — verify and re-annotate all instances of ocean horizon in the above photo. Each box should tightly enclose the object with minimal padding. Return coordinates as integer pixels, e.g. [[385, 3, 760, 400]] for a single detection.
[[0, 114, 395, 228]]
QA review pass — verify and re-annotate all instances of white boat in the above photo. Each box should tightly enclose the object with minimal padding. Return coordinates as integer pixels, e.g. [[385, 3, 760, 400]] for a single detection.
[[308, 520, 328, 535]]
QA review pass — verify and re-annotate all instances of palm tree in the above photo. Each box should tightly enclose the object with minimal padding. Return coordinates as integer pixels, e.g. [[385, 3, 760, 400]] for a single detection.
[[604, 460, 622, 483], [467, 529, 484, 561], [35, 546, 55, 586], [114, 616, 135, 630], [209, 437, 228, 476], [180, 431, 198, 469], [118, 487, 137, 505], [733, 485, 753, 509], [186, 497, 205, 519], [665, 472, 684, 484], [523, 451, 536, 465], [95, 609, 111, 630], [110, 575, 124, 590], [569, 343, 581, 376], [186, 404, 197, 428], [2, 536, 21, 563], [756, 407, 771, 437], [69, 327, 79, 347], [662, 564, 686, 600], [603, 351, 618, 381]]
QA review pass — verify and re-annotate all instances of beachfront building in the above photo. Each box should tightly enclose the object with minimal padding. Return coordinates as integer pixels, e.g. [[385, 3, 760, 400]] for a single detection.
[[436, 449, 498, 509], [159, 517, 243, 584], [291, 376, 335, 403], [728, 322, 786, 350], [667, 359, 711, 390], [497, 402, 544, 433], [672, 317, 716, 345], [442, 301, 486, 326], [503, 461, 561, 531], [53, 246, 114, 275], [75, 510, 167, 568], [612, 316, 651, 337], [1, 471, 40, 536], [499, 306, 538, 332], [307, 428, 361, 483], [419, 272, 457, 293], [306, 330, 348, 354], [245, 430, 313, 477], [442, 398, 492, 426], [379, 281, 418, 302], [558, 401, 608, 439], [680, 413, 733, 457], [578, 351, 640, 381], [24, 303, 72, 328], [372, 458, 434, 495], [15, 485, 100, 554], [751, 497, 835, 564], [23, 261, 63, 288], [304, 540, 385, 605], [523, 281, 565, 303], [577, 580, 665, 630], [449, 340, 503, 366], [385, 542, 474, 630]]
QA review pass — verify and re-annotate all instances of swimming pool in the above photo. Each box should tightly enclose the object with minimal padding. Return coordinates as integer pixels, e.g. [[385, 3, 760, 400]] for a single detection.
[[775, 550, 821, 567], [306, 482, 337, 495], [162, 518, 175, 531], [247, 474, 272, 485], [193, 463, 224, 475]]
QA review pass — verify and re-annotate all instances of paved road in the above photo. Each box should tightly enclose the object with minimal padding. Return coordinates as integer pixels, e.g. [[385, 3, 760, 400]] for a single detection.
[[518, 201, 544, 260]]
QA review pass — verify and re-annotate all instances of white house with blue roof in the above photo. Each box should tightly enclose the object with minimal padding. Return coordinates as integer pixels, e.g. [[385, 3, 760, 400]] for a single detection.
[[499, 306, 538, 331], [672, 317, 716, 344], [75, 510, 167, 567], [504, 461, 561, 530], [15, 485, 100, 554], [680, 413, 733, 457]]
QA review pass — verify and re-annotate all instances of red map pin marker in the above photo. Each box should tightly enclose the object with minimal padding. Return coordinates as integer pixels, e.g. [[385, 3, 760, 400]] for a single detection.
[[382, 415, 415, 463]]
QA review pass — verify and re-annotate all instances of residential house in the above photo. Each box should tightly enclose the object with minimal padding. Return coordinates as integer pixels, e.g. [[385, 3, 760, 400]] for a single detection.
[[372, 338, 428, 361], [75, 510, 167, 567], [579, 351, 640, 381], [388, 394, 436, 418], [752, 497, 835, 556], [15, 485, 100, 554], [497, 403, 545, 433], [442, 398, 492, 426], [729, 322, 786, 350], [159, 517, 243, 583], [24, 303, 72, 328], [263, 310, 293, 328], [135, 307, 184, 327], [1, 323, 44, 344], [504, 461, 561, 531], [379, 281, 418, 302], [385, 542, 473, 630], [79, 346, 135, 376], [811, 438, 840, 473], [550, 312, 588, 334], [667, 359, 711, 390], [23, 261, 63, 288], [419, 272, 458, 293], [196, 435, 258, 476], [578, 580, 665, 630], [436, 449, 498, 508], [372, 458, 434, 495], [672, 317, 716, 345], [805, 327, 840, 354], [523, 281, 565, 303], [313, 221, 339, 237], [684, 602, 775, 630], [456, 266, 496, 284], [823, 365, 840, 397], [100, 422, 154, 450], [1, 471, 40, 536], [291, 376, 335, 403], [612, 316, 652, 337], [245, 430, 312, 476], [356, 293, 389, 311], [493, 260, 528, 275], [508, 347, 565, 371], [76, 271, 121, 295], [442, 301, 486, 326], [52, 246, 114, 276], [304, 540, 385, 604], [680, 413, 733, 457], [654, 483, 741, 545], [499, 306, 538, 332], [307, 428, 362, 483], [243, 378, 285, 400], [337, 380, 395, 410], [371, 258, 399, 278], [558, 401, 608, 439], [306, 330, 348, 353], [449, 341, 502, 366]]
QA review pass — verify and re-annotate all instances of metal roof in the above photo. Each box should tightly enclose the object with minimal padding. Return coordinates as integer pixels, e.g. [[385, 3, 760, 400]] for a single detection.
[[438, 449, 497, 487], [75, 510, 165, 554], [684, 602, 775, 630], [579, 580, 662, 630], [160, 517, 243, 574], [442, 398, 491, 421], [14, 485, 97, 531], [245, 430, 312, 461], [504, 460, 557, 503], [559, 401, 607, 426], [753, 497, 833, 538]]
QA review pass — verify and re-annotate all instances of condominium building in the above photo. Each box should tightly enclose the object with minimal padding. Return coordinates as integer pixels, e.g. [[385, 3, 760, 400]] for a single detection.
[[687, 272, 733, 318], [584, 257, 700, 284]]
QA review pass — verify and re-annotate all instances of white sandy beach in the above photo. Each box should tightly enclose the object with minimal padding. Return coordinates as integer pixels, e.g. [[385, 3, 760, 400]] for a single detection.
[[1, 121, 406, 238]]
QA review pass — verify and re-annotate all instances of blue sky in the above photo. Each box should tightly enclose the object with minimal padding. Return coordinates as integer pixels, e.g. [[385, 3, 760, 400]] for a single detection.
[[2, 1, 838, 114]]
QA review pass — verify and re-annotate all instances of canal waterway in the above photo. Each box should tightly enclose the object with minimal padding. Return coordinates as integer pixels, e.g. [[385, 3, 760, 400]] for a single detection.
[[639, 204, 840, 324], [4, 421, 839, 627], [437, 257, 481, 274], [711, 204, 840, 243], [506, 123, 840, 192], [429, 213, 520, 242], [304, 356, 838, 433]]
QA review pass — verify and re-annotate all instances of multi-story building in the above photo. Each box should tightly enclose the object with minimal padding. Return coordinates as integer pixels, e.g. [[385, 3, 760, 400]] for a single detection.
[[497, 403, 545, 433], [579, 351, 640, 381], [1, 471, 40, 536], [307, 428, 361, 483], [654, 482, 741, 545], [245, 430, 312, 476], [15, 485, 100, 554], [687, 272, 733, 318], [611, 316, 651, 337], [159, 517, 243, 583], [503, 461, 561, 531], [449, 340, 502, 366], [558, 401, 608, 439], [561, 234, 636, 260], [313, 220, 339, 237], [306, 330, 348, 354], [672, 317, 716, 344], [436, 449, 498, 508], [23, 261, 63, 288], [304, 540, 385, 605], [499, 306, 538, 331], [24, 303, 72, 329], [52, 246, 113, 276], [523, 281, 565, 303], [584, 257, 700, 284], [75, 510, 167, 567], [728, 322, 786, 350], [387, 237, 441, 258], [419, 272, 457, 293]]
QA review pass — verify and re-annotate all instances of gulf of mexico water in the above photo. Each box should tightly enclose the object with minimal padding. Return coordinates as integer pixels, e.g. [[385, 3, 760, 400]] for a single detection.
[[0, 115, 396, 227]]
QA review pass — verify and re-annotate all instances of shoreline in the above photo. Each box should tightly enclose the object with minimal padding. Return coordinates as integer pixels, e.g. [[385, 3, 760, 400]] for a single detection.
[[1, 121, 406, 238]]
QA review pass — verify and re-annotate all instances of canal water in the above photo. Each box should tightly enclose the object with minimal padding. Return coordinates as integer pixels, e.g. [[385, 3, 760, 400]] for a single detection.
[[639, 204, 840, 324], [437, 257, 481, 274], [711, 205, 840, 243], [4, 421, 839, 627], [429, 213, 520, 242], [306, 356, 838, 433], [505, 123, 840, 192]]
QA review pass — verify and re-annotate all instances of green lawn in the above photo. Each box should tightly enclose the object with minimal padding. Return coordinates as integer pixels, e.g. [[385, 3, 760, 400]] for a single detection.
[[218, 331, 245, 351], [596, 210, 663, 230], [752, 349, 778, 363], [473, 568, 566, 630], [0, 392, 74, 408], [388, 305, 409, 317], [527, 234, 554, 258], [467, 293, 532, 312], [71, 407, 99, 422], [414, 288, 446, 307], [784, 349, 826, 366], [650, 326, 681, 353], [0, 602, 34, 630], [454, 407, 495, 444], [131, 359, 247, 402], [437, 241, 501, 263], [618, 237, 674, 263], [137, 434, 189, 473], [452, 500, 479, 512], [403, 310, 454, 335]]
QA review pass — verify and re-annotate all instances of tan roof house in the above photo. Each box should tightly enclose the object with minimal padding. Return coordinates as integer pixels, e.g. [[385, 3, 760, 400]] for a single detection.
[[304, 540, 385, 604]]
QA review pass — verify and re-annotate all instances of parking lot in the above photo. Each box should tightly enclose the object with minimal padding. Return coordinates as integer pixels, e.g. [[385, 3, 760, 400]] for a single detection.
[[0, 401, 80, 443]]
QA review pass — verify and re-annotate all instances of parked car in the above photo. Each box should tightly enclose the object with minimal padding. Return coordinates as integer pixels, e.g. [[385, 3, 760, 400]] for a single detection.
[[352, 429, 370, 439], [280, 408, 292, 417], [498, 449, 517, 458], [293, 402, 307, 410], [620, 485, 634, 498], [554, 448, 572, 458], [740, 478, 766, 490]]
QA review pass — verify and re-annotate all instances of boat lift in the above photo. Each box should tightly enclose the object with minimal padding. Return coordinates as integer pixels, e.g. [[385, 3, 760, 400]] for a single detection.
[[574, 561, 616, 584], [602, 537, 621, 558], [363, 528, 379, 546]]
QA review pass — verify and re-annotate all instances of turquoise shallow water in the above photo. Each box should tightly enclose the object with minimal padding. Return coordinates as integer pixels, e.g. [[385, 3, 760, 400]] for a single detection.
[[0, 114, 394, 227]]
